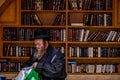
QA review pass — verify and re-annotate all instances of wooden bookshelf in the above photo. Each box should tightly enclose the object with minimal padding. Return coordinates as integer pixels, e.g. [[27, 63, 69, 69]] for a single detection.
[[0, 0, 120, 80]]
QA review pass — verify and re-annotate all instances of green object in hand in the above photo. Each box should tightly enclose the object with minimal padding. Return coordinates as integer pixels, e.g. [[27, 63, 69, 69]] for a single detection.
[[24, 68, 39, 80]]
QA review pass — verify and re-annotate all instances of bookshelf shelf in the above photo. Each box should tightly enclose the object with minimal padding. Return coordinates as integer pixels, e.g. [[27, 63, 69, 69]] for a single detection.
[[67, 42, 120, 45], [4, 25, 66, 28], [0, 72, 17, 74], [1, 57, 29, 59], [68, 10, 113, 13], [21, 10, 67, 13], [68, 57, 120, 63], [3, 41, 33, 43], [68, 26, 116, 28], [67, 73, 120, 75]]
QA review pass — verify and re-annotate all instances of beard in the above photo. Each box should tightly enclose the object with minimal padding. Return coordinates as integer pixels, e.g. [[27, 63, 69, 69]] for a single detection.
[[33, 46, 46, 60]]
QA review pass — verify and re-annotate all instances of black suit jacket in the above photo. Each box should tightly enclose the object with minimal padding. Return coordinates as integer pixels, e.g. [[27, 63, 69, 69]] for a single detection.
[[21, 45, 67, 80]]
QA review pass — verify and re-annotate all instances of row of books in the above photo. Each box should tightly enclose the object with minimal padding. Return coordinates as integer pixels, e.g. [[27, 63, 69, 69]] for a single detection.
[[49, 29, 66, 41], [3, 44, 65, 57], [68, 47, 120, 57], [4, 28, 120, 42], [3, 28, 34, 41], [68, 29, 120, 42], [0, 61, 119, 73], [0, 62, 23, 72], [68, 13, 112, 26], [53, 13, 66, 26], [71, 13, 112, 26], [21, 13, 66, 26], [21, 0, 66, 10], [21, 12, 112, 26], [3, 28, 120, 42], [21, 13, 43, 25], [3, 28, 66, 41], [3, 44, 35, 57], [68, 61, 120, 73], [69, 0, 112, 10]]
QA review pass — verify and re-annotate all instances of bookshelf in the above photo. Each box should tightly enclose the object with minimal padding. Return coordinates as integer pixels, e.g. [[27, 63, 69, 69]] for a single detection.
[[0, 0, 120, 80], [67, 0, 120, 75]]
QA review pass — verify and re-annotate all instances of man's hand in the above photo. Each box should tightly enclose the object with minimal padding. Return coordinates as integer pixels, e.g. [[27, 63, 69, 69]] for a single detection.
[[32, 62, 38, 68]]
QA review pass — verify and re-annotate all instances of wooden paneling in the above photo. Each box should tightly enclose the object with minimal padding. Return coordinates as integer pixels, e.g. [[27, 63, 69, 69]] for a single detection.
[[0, 0, 20, 25], [0, 0, 6, 7], [0, 0, 120, 80], [116, 0, 120, 25]]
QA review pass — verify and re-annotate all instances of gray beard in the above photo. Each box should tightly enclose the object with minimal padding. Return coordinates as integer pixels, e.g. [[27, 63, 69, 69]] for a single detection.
[[33, 48, 46, 60]]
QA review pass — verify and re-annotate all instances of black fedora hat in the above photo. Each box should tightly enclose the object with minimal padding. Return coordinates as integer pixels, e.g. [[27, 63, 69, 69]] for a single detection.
[[31, 29, 49, 40]]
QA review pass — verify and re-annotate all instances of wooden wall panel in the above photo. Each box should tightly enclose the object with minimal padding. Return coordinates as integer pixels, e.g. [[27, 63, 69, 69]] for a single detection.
[[0, 0, 20, 25], [116, 0, 120, 25], [0, 0, 6, 7]]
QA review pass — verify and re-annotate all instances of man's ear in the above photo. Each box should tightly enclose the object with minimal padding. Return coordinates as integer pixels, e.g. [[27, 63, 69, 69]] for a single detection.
[[45, 41, 49, 49]]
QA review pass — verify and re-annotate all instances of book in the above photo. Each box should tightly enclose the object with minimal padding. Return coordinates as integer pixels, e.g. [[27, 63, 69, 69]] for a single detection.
[[83, 30, 90, 41], [0, 58, 8, 62], [6, 44, 11, 56], [34, 0, 43, 10], [53, 14, 61, 25], [71, 23, 83, 26], [32, 14, 43, 25]]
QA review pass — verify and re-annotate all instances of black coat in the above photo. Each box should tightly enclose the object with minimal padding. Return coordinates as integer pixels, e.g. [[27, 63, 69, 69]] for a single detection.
[[21, 45, 67, 80]]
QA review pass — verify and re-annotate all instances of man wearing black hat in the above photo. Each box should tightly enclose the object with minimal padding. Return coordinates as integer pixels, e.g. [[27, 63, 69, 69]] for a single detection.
[[21, 29, 67, 80]]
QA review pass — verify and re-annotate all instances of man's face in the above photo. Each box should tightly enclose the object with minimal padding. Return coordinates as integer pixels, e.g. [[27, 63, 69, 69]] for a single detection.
[[34, 39, 46, 59], [33, 39, 47, 60], [34, 39, 45, 52]]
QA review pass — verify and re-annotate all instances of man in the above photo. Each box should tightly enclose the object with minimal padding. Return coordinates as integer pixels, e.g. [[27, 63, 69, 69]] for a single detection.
[[21, 29, 67, 80]]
